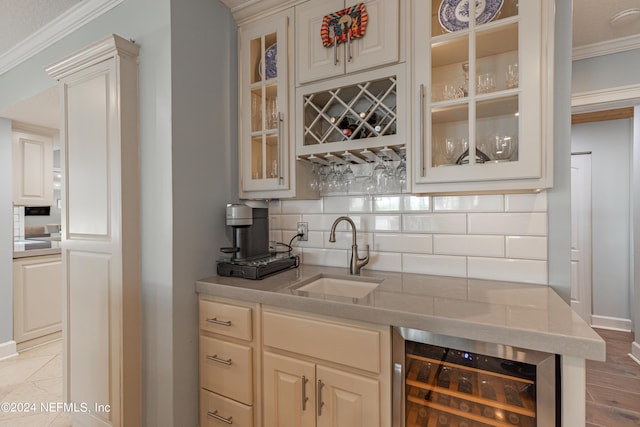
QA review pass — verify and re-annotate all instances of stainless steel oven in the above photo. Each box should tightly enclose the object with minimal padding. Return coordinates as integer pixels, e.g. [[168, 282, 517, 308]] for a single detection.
[[392, 327, 558, 427]]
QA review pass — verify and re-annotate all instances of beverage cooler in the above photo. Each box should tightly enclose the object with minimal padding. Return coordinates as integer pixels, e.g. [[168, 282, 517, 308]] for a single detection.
[[392, 328, 558, 427]]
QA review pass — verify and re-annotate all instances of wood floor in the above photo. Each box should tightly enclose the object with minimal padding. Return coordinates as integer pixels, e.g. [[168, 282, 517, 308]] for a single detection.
[[586, 328, 640, 427]]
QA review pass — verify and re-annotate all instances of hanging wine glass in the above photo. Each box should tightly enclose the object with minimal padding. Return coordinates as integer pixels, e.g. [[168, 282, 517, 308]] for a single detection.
[[342, 163, 356, 193]]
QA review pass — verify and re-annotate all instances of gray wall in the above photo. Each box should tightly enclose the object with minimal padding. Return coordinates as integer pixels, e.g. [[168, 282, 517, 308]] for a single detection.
[[0, 118, 13, 346], [169, 0, 236, 424], [572, 119, 633, 321], [548, 0, 573, 302], [573, 49, 640, 94], [634, 107, 640, 355], [0, 0, 236, 425]]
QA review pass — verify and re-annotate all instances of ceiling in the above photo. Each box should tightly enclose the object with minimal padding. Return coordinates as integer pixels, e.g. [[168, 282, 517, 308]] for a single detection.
[[1, 0, 640, 130]]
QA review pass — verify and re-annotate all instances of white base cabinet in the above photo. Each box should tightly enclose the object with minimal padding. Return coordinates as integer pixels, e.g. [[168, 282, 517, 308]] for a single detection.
[[262, 308, 391, 427], [13, 255, 62, 348], [197, 298, 391, 427], [199, 297, 258, 427], [12, 128, 54, 207]]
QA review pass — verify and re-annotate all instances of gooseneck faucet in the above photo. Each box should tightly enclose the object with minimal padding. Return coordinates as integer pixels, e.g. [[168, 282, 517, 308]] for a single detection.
[[329, 216, 369, 275]]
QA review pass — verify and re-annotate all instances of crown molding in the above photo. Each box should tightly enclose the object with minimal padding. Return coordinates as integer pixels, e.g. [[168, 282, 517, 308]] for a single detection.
[[572, 33, 640, 61], [220, 0, 304, 25], [0, 0, 124, 76], [571, 84, 640, 114]]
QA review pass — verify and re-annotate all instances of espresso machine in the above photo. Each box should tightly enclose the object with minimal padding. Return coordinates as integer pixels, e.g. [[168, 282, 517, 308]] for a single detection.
[[217, 204, 298, 279]]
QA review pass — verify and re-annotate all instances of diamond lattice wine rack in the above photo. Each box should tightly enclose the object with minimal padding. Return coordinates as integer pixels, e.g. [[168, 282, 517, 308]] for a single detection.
[[296, 66, 406, 195], [302, 76, 396, 144], [296, 65, 406, 166]]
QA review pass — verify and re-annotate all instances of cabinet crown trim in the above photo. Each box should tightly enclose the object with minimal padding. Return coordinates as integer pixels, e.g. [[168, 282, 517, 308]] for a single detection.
[[45, 34, 138, 81]]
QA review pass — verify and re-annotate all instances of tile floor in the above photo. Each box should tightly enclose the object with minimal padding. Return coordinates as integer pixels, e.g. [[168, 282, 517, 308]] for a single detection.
[[0, 340, 71, 426]]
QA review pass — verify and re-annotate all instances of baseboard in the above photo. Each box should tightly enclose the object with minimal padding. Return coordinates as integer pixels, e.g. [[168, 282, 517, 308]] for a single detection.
[[16, 331, 62, 352], [0, 340, 18, 361], [590, 315, 632, 332], [631, 341, 640, 366]]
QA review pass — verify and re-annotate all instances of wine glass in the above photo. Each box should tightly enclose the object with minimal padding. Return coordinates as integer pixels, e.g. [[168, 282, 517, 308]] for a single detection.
[[342, 163, 356, 193], [395, 155, 407, 192], [491, 135, 516, 161], [371, 156, 388, 193]]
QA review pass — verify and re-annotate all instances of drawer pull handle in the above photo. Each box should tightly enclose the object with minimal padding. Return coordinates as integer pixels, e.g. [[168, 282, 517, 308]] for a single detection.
[[207, 410, 233, 424], [301, 375, 309, 411], [206, 317, 232, 327], [207, 354, 233, 365], [317, 379, 325, 417]]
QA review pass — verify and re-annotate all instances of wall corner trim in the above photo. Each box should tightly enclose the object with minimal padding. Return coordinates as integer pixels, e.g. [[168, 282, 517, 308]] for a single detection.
[[0, 340, 18, 361]]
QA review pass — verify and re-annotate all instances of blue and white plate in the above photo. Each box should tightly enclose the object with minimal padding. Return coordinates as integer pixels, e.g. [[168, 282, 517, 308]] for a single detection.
[[264, 43, 277, 79], [438, 0, 504, 32]]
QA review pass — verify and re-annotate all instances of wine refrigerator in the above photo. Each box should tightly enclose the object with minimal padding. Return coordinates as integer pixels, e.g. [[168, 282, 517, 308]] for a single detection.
[[392, 328, 558, 427]]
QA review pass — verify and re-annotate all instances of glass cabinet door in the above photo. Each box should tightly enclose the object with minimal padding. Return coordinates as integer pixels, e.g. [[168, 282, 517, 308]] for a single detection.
[[240, 16, 289, 192], [414, 0, 544, 186]]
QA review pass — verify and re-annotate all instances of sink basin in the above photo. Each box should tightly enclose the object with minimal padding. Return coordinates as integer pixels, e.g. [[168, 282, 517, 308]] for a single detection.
[[291, 274, 382, 300]]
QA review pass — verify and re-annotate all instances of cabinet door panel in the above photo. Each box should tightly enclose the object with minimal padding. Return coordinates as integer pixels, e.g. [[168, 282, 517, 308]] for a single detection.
[[316, 365, 380, 427], [12, 131, 53, 206], [347, 0, 399, 74], [295, 0, 344, 85], [263, 352, 316, 427]]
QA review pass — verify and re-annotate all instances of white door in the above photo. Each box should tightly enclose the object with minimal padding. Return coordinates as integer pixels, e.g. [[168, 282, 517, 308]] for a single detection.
[[571, 153, 593, 323]]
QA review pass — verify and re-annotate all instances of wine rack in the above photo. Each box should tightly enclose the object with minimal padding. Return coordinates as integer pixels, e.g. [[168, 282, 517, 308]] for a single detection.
[[405, 353, 536, 427], [296, 64, 406, 161]]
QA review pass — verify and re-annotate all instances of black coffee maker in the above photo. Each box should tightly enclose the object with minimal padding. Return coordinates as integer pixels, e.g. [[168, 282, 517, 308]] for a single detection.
[[221, 204, 270, 261]]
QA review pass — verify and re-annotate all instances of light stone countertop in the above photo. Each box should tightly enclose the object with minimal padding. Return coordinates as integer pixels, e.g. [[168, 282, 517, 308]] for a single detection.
[[196, 264, 606, 361], [13, 239, 62, 259]]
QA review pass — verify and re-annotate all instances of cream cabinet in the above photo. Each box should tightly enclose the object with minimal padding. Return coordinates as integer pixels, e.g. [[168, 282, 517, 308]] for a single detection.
[[238, 9, 315, 199], [46, 34, 141, 427], [412, 0, 554, 193], [12, 129, 54, 206], [295, 0, 400, 85], [199, 298, 257, 427], [13, 254, 62, 349], [262, 308, 390, 427]]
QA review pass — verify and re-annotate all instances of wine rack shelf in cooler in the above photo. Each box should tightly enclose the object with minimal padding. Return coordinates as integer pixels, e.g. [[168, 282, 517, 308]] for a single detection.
[[405, 353, 536, 427]]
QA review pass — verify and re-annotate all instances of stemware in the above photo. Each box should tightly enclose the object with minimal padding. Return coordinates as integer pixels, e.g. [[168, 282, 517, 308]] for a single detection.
[[491, 134, 516, 161], [342, 163, 356, 193], [371, 156, 388, 193], [395, 155, 407, 192]]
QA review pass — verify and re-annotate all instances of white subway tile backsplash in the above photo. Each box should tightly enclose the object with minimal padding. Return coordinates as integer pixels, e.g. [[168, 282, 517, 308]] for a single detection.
[[403, 195, 432, 211], [433, 195, 504, 212], [403, 254, 467, 277], [504, 193, 548, 212], [467, 257, 547, 284], [281, 199, 322, 214], [373, 195, 403, 212], [278, 214, 303, 231], [301, 248, 349, 268], [363, 252, 402, 272], [506, 236, 548, 260], [374, 233, 432, 254], [269, 192, 549, 283], [374, 215, 402, 231], [434, 235, 505, 257], [267, 200, 282, 214], [467, 213, 547, 236], [403, 214, 467, 234], [323, 195, 372, 213]]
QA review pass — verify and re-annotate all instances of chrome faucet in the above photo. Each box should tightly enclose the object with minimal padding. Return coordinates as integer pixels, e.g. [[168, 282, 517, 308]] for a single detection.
[[329, 216, 369, 275]]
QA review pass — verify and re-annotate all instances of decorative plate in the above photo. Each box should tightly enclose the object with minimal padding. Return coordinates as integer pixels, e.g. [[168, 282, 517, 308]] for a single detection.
[[264, 43, 277, 79], [438, 0, 504, 32], [321, 3, 368, 47]]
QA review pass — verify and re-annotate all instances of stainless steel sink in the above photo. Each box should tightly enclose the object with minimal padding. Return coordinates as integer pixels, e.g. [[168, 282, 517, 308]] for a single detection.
[[289, 274, 383, 301]]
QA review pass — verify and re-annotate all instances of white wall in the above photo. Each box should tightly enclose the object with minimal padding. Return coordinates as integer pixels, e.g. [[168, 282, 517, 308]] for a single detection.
[[0, 118, 13, 350], [0, 0, 236, 425], [572, 118, 633, 322]]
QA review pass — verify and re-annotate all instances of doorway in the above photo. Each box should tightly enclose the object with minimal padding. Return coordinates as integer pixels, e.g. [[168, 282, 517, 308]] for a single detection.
[[571, 110, 634, 330]]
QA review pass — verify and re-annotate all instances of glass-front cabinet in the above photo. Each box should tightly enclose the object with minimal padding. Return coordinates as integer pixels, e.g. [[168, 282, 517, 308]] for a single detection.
[[239, 11, 293, 197], [413, 0, 553, 193]]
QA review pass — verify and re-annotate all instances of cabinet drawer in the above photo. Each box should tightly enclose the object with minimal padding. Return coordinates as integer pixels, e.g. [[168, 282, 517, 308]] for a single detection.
[[200, 388, 253, 427], [199, 299, 252, 341], [200, 336, 253, 405], [263, 310, 381, 373]]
